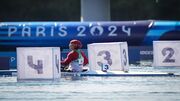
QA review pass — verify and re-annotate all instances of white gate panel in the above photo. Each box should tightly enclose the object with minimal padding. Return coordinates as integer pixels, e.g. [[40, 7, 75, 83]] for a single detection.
[[153, 41, 180, 67], [17, 47, 61, 81], [88, 42, 129, 72]]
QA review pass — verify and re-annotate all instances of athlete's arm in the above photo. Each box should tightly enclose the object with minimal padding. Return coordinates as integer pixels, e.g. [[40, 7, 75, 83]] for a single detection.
[[81, 51, 89, 66], [61, 51, 78, 66]]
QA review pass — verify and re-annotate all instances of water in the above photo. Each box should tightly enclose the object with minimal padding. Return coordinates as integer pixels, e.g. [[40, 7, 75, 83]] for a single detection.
[[0, 67, 180, 101]]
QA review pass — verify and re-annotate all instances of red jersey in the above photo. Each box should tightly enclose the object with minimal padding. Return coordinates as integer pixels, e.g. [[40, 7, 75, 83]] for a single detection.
[[61, 50, 88, 66]]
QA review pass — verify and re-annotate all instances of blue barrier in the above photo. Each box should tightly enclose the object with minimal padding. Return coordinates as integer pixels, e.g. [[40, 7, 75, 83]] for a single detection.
[[0, 20, 180, 69]]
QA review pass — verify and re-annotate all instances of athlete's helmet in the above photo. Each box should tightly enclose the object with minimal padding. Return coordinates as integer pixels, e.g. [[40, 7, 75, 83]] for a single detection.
[[69, 39, 82, 49]]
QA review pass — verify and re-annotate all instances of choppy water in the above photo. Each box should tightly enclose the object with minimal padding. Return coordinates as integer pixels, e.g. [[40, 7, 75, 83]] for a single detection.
[[0, 67, 180, 101]]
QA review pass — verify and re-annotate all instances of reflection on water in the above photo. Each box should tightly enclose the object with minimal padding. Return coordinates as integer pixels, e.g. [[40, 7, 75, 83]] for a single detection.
[[63, 75, 88, 81], [0, 67, 180, 101]]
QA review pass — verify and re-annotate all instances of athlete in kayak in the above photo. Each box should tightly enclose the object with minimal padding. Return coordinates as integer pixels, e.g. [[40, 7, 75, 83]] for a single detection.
[[61, 39, 89, 72]]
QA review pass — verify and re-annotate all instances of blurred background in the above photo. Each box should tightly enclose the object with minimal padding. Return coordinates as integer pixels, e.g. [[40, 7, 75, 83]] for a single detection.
[[0, 0, 180, 21], [1, 0, 180, 70]]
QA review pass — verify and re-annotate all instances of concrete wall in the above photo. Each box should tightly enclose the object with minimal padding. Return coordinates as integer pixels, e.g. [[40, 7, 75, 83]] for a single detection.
[[81, 0, 110, 21]]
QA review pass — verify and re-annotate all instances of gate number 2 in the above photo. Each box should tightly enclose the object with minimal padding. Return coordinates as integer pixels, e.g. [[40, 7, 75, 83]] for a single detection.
[[162, 47, 175, 63]]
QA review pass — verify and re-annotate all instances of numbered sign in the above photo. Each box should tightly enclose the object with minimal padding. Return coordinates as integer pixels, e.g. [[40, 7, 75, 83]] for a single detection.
[[153, 41, 180, 67], [88, 42, 129, 72], [17, 47, 60, 81]]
